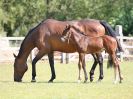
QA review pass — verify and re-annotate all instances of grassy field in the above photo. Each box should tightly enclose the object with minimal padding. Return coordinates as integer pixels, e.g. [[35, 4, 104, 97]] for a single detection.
[[0, 61, 133, 99]]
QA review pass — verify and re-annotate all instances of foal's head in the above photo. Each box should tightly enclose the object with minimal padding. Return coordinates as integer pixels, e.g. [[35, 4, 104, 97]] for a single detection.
[[61, 24, 86, 42], [61, 24, 72, 42]]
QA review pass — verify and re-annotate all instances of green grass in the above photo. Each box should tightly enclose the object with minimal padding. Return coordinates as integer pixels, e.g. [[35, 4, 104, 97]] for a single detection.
[[0, 61, 133, 99]]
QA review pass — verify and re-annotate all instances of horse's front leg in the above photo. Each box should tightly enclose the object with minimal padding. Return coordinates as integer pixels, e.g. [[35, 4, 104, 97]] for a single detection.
[[48, 52, 56, 83], [31, 50, 45, 82], [96, 53, 104, 82], [90, 54, 98, 82], [79, 53, 88, 83]]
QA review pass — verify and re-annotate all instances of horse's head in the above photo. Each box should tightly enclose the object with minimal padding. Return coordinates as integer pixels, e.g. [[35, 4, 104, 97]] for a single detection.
[[13, 54, 28, 82]]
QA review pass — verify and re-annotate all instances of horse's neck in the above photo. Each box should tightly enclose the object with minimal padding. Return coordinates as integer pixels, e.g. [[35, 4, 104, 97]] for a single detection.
[[72, 33, 86, 48], [17, 37, 34, 62], [72, 32, 81, 43]]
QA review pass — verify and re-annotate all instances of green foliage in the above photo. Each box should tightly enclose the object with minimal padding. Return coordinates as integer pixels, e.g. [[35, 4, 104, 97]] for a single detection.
[[114, 0, 133, 36], [1, 0, 46, 36], [0, 0, 133, 36]]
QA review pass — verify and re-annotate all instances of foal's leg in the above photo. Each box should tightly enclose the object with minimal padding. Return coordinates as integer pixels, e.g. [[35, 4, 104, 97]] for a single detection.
[[116, 58, 123, 83], [89, 54, 98, 82], [110, 53, 122, 83], [110, 53, 118, 83], [48, 52, 56, 83], [31, 50, 45, 82], [78, 56, 82, 83], [79, 53, 88, 83]]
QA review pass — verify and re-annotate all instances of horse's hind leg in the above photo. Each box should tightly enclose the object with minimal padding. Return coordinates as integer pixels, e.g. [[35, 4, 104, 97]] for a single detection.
[[89, 54, 98, 82], [48, 52, 56, 83], [31, 50, 45, 82], [96, 53, 104, 82]]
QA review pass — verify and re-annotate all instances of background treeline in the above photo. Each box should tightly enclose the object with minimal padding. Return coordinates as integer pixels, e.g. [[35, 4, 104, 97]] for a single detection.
[[0, 0, 133, 37]]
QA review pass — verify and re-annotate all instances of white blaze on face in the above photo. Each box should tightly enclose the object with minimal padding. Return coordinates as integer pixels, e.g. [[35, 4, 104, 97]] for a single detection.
[[61, 37, 66, 42]]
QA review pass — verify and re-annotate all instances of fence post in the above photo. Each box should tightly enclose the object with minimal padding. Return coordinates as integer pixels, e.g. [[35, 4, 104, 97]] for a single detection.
[[61, 53, 66, 63], [66, 53, 69, 64], [115, 25, 123, 61]]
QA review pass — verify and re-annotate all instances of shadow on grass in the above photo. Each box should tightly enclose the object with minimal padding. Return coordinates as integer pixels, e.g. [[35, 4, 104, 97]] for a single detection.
[[22, 81, 78, 84], [0, 80, 77, 83], [0, 80, 102, 84], [0, 80, 77, 84]]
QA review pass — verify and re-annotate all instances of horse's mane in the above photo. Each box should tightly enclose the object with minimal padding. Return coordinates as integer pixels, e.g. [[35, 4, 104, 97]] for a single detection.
[[17, 20, 45, 58]]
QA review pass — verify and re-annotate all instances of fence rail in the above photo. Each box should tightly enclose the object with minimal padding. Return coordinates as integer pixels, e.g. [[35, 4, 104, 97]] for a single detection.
[[0, 36, 133, 63]]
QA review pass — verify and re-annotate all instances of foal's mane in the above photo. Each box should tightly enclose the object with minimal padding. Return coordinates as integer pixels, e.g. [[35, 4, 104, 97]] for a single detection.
[[70, 25, 87, 36], [70, 25, 103, 38]]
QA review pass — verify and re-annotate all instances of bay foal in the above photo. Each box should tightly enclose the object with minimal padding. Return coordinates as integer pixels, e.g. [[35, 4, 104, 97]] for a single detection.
[[61, 25, 123, 83]]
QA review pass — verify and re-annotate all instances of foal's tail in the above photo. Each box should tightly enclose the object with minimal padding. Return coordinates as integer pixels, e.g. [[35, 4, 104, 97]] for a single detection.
[[100, 20, 123, 52], [100, 20, 123, 68]]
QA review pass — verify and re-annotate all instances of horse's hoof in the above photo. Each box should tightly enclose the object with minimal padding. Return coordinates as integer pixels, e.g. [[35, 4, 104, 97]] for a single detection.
[[113, 80, 118, 84], [90, 78, 93, 82], [77, 80, 81, 83], [48, 80, 53, 83], [48, 79, 53, 83], [99, 76, 104, 80], [84, 80, 87, 83], [31, 79, 36, 82], [90, 79, 93, 82], [97, 79, 102, 82], [119, 80, 122, 83], [84, 78, 88, 83], [90, 75, 94, 82], [119, 77, 123, 83]]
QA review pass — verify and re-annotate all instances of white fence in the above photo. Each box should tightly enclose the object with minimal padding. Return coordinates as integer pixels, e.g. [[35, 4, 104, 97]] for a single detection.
[[0, 36, 133, 63], [0, 37, 24, 62]]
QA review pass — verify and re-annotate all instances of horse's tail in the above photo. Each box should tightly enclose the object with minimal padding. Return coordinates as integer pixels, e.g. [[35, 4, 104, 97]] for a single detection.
[[107, 56, 113, 68], [100, 20, 123, 52]]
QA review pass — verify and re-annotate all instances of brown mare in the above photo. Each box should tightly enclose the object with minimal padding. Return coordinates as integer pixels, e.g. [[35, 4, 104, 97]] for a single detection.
[[13, 19, 123, 82], [61, 24, 123, 83]]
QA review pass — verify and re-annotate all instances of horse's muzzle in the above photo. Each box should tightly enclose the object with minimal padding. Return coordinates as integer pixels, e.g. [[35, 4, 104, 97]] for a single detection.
[[14, 78, 22, 82], [14, 74, 22, 82]]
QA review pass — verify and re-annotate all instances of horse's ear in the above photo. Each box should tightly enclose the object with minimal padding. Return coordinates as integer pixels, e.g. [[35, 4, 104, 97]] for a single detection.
[[13, 53, 17, 58], [66, 24, 71, 29]]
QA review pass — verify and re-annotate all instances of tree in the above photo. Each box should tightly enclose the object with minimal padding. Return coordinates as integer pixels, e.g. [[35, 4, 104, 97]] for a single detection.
[[1, 0, 46, 36], [114, 0, 133, 36], [0, 0, 133, 36]]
